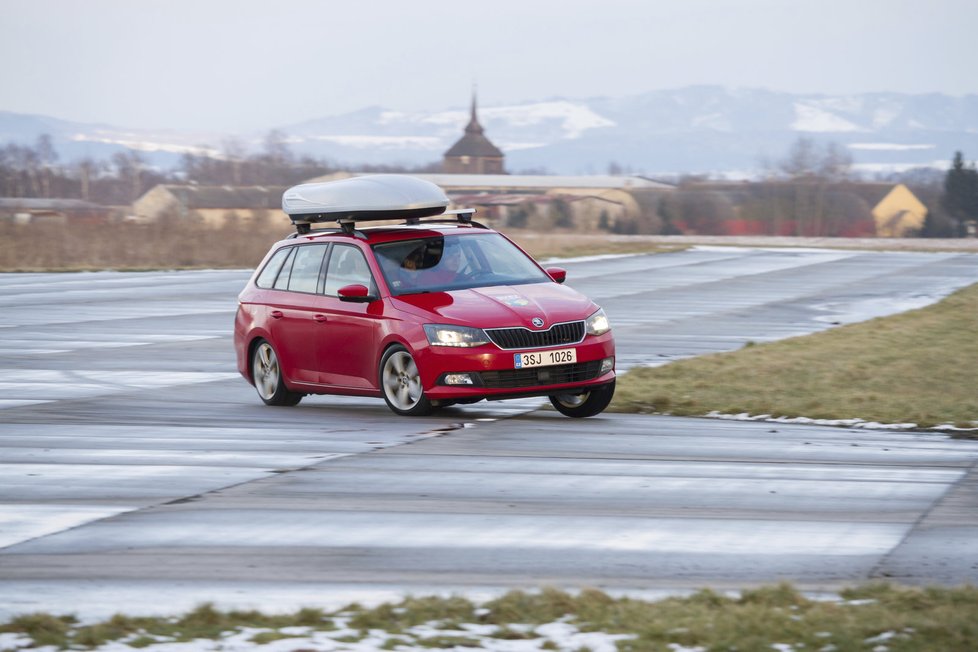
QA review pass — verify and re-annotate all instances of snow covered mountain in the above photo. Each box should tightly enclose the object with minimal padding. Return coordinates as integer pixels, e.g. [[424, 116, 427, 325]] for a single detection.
[[3, 86, 977, 177]]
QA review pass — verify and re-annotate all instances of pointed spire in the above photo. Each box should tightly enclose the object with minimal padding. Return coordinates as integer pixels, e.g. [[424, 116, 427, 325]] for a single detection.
[[465, 86, 484, 135]]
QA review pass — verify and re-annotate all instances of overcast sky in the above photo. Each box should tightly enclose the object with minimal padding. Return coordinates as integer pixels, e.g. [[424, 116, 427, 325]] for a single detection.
[[1, 0, 976, 132]]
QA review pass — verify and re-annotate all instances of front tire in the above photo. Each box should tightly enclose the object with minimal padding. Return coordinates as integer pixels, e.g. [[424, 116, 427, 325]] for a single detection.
[[549, 379, 615, 418], [252, 339, 303, 407], [380, 345, 434, 416]]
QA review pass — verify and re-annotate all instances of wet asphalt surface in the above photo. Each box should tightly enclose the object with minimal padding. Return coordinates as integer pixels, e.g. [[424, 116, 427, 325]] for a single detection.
[[1, 246, 978, 617]]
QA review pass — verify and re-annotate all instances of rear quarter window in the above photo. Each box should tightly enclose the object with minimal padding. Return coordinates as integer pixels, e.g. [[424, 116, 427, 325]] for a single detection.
[[255, 246, 292, 289]]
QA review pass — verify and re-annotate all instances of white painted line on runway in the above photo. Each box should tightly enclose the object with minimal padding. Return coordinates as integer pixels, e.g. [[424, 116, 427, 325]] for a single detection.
[[17, 511, 908, 557], [0, 335, 223, 354], [0, 400, 50, 409], [0, 505, 134, 549], [0, 370, 239, 407]]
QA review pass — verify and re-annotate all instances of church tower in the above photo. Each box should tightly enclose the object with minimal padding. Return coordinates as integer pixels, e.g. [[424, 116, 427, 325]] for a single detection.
[[442, 93, 505, 174]]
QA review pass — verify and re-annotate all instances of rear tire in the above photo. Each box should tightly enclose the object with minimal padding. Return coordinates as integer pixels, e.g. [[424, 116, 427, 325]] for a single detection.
[[379, 345, 434, 416], [252, 340, 303, 407], [549, 379, 615, 418]]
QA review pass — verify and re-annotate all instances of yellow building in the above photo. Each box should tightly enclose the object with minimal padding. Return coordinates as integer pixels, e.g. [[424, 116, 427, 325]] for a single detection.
[[871, 183, 928, 237], [133, 185, 287, 227]]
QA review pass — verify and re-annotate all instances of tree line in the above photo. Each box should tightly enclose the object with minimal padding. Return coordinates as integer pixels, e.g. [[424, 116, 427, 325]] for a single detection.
[[608, 139, 976, 238], [0, 131, 436, 205], [2, 133, 976, 237]]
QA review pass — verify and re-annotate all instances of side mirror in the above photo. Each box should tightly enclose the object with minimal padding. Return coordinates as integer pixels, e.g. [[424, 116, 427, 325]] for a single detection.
[[546, 267, 567, 284], [337, 284, 376, 303]]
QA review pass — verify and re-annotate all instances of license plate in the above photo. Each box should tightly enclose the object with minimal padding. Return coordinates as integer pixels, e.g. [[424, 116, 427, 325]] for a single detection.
[[514, 348, 577, 369]]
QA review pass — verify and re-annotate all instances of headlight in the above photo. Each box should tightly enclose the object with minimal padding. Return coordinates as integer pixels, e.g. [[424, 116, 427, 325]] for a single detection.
[[585, 308, 611, 336], [424, 324, 490, 347]]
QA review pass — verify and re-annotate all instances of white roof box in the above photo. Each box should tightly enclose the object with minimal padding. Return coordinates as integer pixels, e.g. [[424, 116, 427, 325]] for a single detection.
[[282, 175, 450, 224]]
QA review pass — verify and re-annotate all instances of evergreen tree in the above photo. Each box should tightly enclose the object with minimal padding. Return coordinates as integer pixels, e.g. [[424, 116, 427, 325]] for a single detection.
[[941, 151, 978, 235]]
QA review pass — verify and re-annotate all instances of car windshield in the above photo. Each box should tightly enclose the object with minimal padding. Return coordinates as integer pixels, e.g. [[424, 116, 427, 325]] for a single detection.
[[373, 232, 550, 295]]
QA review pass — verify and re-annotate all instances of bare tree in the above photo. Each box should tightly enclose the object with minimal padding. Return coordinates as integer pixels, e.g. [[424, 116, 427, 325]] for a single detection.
[[819, 142, 853, 182], [779, 138, 814, 179], [112, 150, 146, 203], [35, 134, 59, 198], [221, 138, 248, 185], [74, 158, 102, 201], [777, 138, 855, 235]]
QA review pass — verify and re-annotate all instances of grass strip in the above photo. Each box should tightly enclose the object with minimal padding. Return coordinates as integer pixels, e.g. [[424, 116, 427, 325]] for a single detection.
[[0, 222, 682, 273], [613, 282, 978, 432], [1, 584, 976, 651]]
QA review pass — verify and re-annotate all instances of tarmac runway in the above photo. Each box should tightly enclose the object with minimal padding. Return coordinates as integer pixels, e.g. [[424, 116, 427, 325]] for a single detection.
[[1, 246, 977, 617]]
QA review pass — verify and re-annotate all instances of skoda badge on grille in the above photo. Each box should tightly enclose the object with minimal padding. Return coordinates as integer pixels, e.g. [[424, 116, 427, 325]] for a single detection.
[[531, 317, 545, 328]]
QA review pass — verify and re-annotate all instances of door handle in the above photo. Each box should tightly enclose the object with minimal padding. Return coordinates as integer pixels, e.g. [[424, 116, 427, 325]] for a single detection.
[[313, 314, 328, 323], [270, 310, 284, 319]]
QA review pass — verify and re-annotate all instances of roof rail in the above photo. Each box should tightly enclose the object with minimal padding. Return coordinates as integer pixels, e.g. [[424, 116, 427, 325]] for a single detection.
[[402, 208, 486, 228], [289, 208, 483, 238]]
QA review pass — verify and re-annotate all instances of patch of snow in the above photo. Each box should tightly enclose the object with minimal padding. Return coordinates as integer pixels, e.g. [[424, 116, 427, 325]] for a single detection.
[[539, 253, 643, 264], [850, 161, 949, 173], [307, 135, 443, 150], [847, 143, 935, 151], [379, 109, 466, 127], [68, 134, 220, 157], [705, 412, 921, 431], [483, 101, 616, 139], [13, 619, 638, 652], [691, 112, 732, 131], [458, 623, 499, 636], [812, 295, 942, 325], [866, 631, 897, 643], [931, 423, 978, 432], [380, 101, 615, 140], [810, 96, 865, 113], [691, 245, 859, 255], [535, 622, 635, 652], [497, 141, 548, 151], [668, 644, 707, 652], [871, 106, 901, 129], [792, 103, 862, 132], [0, 633, 32, 649]]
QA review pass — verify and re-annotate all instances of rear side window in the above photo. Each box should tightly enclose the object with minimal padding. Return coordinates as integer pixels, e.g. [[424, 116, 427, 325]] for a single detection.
[[272, 248, 297, 290], [255, 246, 292, 289], [287, 244, 328, 293]]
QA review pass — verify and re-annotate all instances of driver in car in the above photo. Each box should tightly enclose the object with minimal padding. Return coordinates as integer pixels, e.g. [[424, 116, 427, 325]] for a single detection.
[[425, 241, 469, 286]]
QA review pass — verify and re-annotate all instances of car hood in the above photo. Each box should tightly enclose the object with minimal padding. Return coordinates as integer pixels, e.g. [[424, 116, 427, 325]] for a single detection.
[[391, 282, 597, 329]]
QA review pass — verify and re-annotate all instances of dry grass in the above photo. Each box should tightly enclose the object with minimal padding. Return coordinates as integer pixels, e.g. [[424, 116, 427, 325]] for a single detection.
[[4, 218, 975, 273], [508, 230, 688, 259], [614, 282, 978, 430], [3, 584, 977, 651], [0, 219, 291, 271], [0, 222, 685, 272], [599, 234, 978, 253]]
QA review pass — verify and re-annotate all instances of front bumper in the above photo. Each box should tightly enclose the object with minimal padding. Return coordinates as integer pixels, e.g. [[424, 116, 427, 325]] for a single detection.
[[417, 332, 615, 400]]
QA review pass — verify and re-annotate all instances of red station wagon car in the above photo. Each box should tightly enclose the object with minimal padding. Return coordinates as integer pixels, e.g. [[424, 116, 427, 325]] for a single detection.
[[233, 175, 616, 417]]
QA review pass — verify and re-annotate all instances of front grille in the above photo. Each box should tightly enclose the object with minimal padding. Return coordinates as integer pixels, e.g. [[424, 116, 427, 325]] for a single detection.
[[486, 321, 585, 350], [478, 360, 603, 389]]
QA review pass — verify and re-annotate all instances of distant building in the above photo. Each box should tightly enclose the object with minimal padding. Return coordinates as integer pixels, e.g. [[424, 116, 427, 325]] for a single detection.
[[864, 183, 928, 238], [0, 198, 111, 225], [683, 181, 929, 238], [133, 185, 287, 227], [307, 172, 674, 230], [442, 94, 506, 175]]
